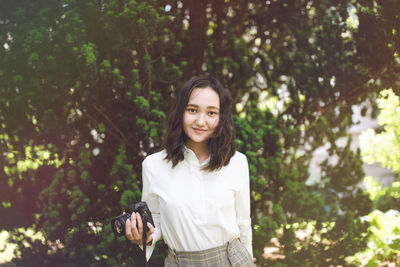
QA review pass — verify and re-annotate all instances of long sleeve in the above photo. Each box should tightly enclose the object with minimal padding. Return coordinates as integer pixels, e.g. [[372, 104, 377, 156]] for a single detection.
[[234, 155, 253, 258], [141, 158, 162, 261], [138, 149, 252, 257]]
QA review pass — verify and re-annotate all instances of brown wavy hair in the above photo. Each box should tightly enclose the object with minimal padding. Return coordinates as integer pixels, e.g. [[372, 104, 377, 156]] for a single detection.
[[163, 76, 236, 171]]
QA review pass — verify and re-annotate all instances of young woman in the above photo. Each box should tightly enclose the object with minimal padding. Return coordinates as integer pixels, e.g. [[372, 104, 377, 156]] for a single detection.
[[125, 76, 253, 266]]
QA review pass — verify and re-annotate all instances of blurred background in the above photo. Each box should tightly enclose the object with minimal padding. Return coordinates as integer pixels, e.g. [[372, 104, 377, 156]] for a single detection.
[[0, 0, 399, 266]]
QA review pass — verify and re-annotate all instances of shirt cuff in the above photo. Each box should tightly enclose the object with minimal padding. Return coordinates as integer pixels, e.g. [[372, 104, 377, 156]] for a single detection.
[[238, 218, 253, 258], [139, 214, 161, 261]]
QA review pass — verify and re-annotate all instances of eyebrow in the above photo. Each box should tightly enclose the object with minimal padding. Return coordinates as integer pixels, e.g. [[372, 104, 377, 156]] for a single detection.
[[186, 104, 220, 110]]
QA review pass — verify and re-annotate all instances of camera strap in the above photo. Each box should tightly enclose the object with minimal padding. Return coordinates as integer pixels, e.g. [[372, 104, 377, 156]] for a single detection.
[[131, 242, 148, 267], [128, 229, 149, 267], [142, 230, 147, 258]]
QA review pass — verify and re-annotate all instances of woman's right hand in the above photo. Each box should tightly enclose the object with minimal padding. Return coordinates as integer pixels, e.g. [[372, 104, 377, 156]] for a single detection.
[[125, 212, 155, 246]]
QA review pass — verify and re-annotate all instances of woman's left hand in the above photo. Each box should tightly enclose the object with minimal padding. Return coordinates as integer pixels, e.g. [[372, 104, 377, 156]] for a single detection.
[[125, 212, 155, 246]]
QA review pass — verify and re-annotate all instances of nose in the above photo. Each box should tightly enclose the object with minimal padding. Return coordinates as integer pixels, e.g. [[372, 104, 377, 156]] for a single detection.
[[195, 113, 205, 126]]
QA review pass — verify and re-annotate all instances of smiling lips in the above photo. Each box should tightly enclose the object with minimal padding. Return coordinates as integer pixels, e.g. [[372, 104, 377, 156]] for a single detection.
[[193, 128, 206, 133]]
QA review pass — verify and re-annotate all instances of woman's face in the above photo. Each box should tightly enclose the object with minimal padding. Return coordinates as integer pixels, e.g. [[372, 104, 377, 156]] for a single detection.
[[183, 87, 220, 147]]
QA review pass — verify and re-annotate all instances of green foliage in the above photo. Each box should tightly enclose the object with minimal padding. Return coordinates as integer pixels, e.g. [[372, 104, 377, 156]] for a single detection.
[[347, 210, 400, 266], [347, 88, 400, 266], [360, 89, 400, 173], [1, 0, 400, 266]]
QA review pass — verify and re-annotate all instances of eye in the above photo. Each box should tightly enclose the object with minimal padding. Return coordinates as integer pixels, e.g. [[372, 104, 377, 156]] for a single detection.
[[208, 111, 218, 116], [187, 108, 196, 113]]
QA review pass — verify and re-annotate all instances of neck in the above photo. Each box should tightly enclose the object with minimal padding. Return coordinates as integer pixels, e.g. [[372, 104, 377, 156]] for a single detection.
[[185, 141, 210, 163]]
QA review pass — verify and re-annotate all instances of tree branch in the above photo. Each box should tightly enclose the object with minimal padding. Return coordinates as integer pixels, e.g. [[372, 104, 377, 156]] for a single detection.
[[92, 102, 128, 144]]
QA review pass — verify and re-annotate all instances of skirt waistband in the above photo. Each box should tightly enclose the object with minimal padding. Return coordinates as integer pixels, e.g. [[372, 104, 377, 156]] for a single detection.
[[168, 238, 240, 258], [165, 238, 253, 267]]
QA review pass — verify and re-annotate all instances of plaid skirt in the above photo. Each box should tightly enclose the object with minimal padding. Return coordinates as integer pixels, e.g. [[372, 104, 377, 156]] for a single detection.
[[164, 238, 253, 267]]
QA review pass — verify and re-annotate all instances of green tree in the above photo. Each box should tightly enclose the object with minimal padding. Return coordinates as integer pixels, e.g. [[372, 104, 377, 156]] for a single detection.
[[347, 89, 400, 265], [360, 89, 400, 175], [1, 0, 400, 266]]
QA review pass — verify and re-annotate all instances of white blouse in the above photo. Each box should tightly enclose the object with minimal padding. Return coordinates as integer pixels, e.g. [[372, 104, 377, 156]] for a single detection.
[[141, 147, 253, 260]]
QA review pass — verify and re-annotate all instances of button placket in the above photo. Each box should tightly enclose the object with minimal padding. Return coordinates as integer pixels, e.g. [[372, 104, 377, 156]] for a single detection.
[[185, 147, 207, 223], [191, 166, 201, 222], [190, 166, 202, 223], [197, 168, 206, 223]]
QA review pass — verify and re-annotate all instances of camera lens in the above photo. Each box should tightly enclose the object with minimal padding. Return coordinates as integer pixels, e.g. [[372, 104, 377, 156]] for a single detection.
[[115, 221, 123, 234]]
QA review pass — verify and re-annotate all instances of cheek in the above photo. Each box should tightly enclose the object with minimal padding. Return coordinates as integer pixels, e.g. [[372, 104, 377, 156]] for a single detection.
[[183, 113, 192, 127], [211, 117, 220, 129], [182, 113, 189, 124]]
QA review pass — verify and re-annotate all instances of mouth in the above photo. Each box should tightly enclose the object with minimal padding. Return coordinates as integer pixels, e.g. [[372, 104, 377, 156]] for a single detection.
[[193, 128, 206, 133]]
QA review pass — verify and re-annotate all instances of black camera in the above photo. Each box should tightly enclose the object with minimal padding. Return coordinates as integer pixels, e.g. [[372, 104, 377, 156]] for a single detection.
[[111, 202, 154, 237]]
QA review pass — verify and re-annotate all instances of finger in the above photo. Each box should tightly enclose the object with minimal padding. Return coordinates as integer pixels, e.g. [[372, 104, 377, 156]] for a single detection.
[[146, 222, 154, 244], [147, 222, 155, 235], [147, 234, 153, 245], [136, 212, 143, 235], [130, 212, 139, 238], [125, 219, 133, 239]]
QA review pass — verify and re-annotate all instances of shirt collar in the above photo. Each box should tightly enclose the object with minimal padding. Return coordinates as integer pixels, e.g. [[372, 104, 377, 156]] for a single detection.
[[183, 146, 210, 167]]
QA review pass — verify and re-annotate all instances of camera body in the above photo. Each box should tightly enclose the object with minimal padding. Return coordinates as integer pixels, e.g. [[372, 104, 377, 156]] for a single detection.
[[111, 202, 154, 237]]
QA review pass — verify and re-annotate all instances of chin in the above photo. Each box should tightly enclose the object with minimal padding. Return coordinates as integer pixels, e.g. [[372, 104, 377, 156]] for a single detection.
[[188, 135, 209, 144], [191, 138, 207, 144]]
